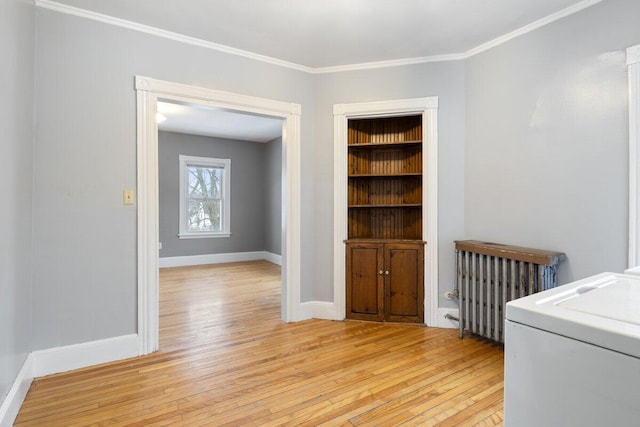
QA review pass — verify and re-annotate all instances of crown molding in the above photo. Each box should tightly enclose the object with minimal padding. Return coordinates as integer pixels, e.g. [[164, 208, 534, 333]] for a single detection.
[[313, 53, 465, 74], [34, 0, 313, 73], [36, 0, 603, 74], [464, 0, 603, 58]]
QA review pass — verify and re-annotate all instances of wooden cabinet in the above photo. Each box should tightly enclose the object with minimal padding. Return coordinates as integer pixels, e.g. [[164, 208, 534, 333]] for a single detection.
[[346, 241, 424, 323], [345, 115, 425, 324]]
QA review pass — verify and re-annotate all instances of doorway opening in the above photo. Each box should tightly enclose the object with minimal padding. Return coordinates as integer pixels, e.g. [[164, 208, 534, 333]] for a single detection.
[[135, 76, 302, 355], [155, 99, 284, 349]]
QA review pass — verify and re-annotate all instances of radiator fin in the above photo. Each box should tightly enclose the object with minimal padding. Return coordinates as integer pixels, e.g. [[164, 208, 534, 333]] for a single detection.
[[455, 241, 563, 343]]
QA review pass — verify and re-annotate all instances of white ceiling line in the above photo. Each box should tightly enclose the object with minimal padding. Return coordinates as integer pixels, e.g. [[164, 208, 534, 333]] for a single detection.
[[312, 53, 466, 74], [463, 0, 603, 58], [35, 0, 603, 74], [34, 0, 313, 73]]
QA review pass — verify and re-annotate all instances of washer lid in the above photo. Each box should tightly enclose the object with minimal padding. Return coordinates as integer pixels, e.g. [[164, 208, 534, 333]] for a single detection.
[[506, 273, 640, 358]]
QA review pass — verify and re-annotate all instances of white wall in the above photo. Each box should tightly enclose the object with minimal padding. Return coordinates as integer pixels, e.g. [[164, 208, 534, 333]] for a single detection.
[[0, 0, 35, 402], [31, 8, 315, 349], [465, 0, 640, 284]]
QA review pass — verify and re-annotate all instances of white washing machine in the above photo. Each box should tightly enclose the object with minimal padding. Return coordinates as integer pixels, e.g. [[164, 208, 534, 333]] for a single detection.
[[504, 272, 640, 427], [624, 265, 640, 276]]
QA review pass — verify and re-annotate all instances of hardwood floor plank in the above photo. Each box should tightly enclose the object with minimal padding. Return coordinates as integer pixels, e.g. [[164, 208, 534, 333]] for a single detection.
[[15, 260, 504, 426]]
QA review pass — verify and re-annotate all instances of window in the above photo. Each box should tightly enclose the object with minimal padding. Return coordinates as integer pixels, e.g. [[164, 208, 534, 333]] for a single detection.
[[179, 155, 231, 238]]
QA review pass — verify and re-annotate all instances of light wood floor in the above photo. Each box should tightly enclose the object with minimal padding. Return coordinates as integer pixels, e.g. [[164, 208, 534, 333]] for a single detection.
[[15, 260, 504, 426]]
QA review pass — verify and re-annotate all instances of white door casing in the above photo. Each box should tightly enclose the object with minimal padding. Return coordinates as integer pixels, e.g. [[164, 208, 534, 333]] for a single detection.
[[333, 97, 439, 325], [628, 45, 640, 268], [135, 76, 302, 355]]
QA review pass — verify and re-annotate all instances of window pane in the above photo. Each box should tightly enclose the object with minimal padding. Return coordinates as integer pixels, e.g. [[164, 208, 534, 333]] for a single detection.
[[187, 199, 222, 232], [187, 166, 223, 199]]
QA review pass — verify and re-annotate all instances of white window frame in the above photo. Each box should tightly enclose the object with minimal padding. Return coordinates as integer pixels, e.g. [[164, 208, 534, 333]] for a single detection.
[[178, 154, 231, 239]]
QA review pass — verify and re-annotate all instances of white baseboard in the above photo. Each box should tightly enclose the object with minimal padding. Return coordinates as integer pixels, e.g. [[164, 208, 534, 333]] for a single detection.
[[262, 251, 282, 266], [297, 301, 313, 320], [31, 334, 140, 378], [159, 251, 282, 268], [435, 308, 460, 329], [0, 354, 33, 427], [299, 302, 459, 327], [0, 335, 139, 426], [300, 301, 340, 320]]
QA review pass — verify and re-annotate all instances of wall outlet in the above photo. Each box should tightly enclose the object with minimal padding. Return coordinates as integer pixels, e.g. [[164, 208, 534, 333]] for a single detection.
[[159, 242, 163, 249]]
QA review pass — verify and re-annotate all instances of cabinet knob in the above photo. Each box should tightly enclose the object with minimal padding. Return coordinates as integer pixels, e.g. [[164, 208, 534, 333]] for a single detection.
[[385, 270, 390, 275], [379, 270, 384, 275]]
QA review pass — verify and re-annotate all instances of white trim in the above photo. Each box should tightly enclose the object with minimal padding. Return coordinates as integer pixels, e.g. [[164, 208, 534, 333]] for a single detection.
[[300, 301, 338, 320], [333, 97, 439, 325], [424, 105, 439, 327], [436, 308, 460, 329], [136, 84, 159, 354], [31, 334, 139, 378], [137, 76, 303, 354], [136, 85, 159, 356], [313, 54, 465, 74], [178, 232, 231, 239], [178, 155, 231, 237], [282, 108, 303, 322], [628, 45, 640, 66], [34, 0, 313, 73], [0, 355, 33, 427], [36, 0, 602, 74], [464, 0, 603, 57], [333, 98, 439, 116], [629, 44, 640, 268], [263, 251, 282, 266], [134, 76, 301, 116], [332, 108, 348, 322], [158, 251, 280, 268]]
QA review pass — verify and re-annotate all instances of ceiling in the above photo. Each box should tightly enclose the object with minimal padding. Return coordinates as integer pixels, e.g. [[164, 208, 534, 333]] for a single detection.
[[49, 0, 599, 69], [157, 101, 283, 142]]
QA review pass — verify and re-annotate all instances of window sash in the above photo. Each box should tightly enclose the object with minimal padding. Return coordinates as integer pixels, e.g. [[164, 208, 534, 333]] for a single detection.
[[179, 155, 231, 238]]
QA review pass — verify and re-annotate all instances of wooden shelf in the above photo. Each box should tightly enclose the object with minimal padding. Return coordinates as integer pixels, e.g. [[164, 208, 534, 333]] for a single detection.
[[348, 204, 422, 208], [347, 114, 423, 241], [348, 173, 422, 178], [348, 140, 422, 149], [348, 148, 422, 176]]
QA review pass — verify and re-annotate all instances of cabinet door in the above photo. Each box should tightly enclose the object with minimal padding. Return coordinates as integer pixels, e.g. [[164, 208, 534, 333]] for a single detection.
[[384, 243, 424, 323], [346, 242, 384, 321]]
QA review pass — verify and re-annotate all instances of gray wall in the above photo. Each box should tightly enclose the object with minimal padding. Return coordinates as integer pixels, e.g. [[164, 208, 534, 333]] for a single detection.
[[0, 0, 35, 402], [31, 8, 314, 350], [158, 131, 281, 257], [23, 0, 640, 355], [313, 62, 467, 306], [465, 0, 640, 284], [264, 137, 283, 255]]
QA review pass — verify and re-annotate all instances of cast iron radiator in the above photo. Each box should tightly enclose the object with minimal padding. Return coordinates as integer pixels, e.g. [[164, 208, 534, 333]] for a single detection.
[[455, 240, 564, 343]]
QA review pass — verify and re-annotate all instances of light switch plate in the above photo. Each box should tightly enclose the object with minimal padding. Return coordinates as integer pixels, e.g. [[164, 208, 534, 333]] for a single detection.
[[123, 189, 135, 205]]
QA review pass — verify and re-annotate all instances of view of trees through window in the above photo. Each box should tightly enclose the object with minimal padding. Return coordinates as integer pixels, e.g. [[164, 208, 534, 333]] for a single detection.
[[186, 165, 223, 232]]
